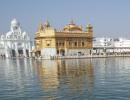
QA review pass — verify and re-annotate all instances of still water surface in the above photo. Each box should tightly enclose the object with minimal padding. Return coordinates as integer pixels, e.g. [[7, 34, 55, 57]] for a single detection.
[[0, 58, 130, 100]]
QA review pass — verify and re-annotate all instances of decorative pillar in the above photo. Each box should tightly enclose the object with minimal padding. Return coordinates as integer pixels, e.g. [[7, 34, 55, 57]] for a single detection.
[[15, 43, 19, 57], [4, 42, 9, 58], [23, 43, 27, 57], [23, 49, 26, 57], [5, 48, 9, 58], [59, 49, 61, 56], [64, 39, 67, 56], [28, 42, 31, 57], [76, 40, 79, 48]]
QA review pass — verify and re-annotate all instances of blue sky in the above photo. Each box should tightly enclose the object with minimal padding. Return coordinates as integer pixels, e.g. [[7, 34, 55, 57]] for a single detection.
[[0, 0, 130, 38]]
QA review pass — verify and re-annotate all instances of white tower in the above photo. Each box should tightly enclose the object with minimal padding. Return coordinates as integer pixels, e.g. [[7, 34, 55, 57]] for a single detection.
[[11, 19, 21, 34]]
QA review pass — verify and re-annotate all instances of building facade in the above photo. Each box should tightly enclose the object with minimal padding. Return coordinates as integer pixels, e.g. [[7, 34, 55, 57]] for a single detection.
[[0, 19, 32, 58], [34, 20, 93, 58], [93, 37, 130, 55]]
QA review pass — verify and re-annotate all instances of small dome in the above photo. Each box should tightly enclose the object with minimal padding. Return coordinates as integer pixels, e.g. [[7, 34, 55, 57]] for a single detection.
[[86, 24, 92, 28], [22, 32, 30, 40], [63, 20, 82, 31], [1, 35, 5, 39], [6, 32, 12, 37], [22, 32, 27, 36], [11, 18, 20, 27]]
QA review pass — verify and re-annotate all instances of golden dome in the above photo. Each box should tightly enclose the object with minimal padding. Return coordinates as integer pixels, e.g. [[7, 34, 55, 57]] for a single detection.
[[86, 24, 93, 33], [63, 20, 82, 31], [86, 24, 92, 28]]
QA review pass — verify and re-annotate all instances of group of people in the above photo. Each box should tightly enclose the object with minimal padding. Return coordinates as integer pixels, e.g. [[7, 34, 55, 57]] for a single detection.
[[0, 54, 6, 59]]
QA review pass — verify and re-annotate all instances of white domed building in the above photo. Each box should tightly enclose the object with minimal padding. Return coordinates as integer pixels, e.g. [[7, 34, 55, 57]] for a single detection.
[[0, 19, 32, 58]]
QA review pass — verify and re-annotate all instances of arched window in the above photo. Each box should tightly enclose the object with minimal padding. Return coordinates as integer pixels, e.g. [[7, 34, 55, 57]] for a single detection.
[[75, 42, 77, 46], [82, 42, 84, 47]]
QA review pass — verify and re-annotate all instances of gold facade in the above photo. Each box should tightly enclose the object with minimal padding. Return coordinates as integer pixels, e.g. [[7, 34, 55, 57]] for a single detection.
[[34, 20, 93, 57]]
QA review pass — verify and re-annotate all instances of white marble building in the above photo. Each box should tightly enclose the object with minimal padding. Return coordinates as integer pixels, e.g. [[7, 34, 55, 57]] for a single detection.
[[93, 37, 130, 54], [0, 19, 32, 58]]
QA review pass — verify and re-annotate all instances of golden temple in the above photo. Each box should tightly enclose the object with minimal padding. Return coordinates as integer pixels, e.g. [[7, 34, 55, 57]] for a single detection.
[[34, 20, 93, 59]]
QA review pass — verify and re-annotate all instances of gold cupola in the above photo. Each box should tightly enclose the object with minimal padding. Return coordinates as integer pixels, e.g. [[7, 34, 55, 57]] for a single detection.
[[63, 19, 82, 31], [86, 24, 93, 33]]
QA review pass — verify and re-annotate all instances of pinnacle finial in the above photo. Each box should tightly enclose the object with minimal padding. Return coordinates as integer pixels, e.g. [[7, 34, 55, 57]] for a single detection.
[[70, 19, 75, 25], [38, 23, 44, 31], [86, 23, 92, 28], [44, 19, 50, 27], [86, 23, 93, 32]]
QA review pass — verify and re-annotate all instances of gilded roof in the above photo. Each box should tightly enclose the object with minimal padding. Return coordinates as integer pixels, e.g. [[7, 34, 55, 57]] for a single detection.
[[63, 20, 82, 31]]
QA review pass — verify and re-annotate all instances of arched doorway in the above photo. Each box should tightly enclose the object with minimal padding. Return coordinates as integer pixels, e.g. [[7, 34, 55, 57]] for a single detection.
[[26, 49, 29, 57], [57, 50, 59, 55], [11, 49, 16, 57], [35, 51, 41, 57], [18, 49, 23, 57], [60, 49, 65, 56]]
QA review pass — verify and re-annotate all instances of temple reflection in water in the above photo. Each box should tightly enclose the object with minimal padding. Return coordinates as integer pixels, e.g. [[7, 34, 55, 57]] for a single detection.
[[36, 59, 94, 98], [1, 57, 130, 99]]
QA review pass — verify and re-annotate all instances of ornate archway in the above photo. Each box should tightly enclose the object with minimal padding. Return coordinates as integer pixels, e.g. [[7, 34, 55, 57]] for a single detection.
[[11, 49, 16, 57]]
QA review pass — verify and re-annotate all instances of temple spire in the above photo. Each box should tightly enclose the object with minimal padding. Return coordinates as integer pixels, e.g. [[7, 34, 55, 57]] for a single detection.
[[38, 23, 44, 32], [69, 19, 75, 25], [44, 19, 50, 28], [86, 23, 93, 33]]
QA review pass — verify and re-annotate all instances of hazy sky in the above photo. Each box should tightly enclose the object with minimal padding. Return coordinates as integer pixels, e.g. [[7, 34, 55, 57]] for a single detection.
[[0, 0, 130, 39]]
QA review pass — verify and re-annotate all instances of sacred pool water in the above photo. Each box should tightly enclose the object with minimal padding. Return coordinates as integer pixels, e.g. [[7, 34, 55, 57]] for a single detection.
[[0, 57, 130, 100]]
